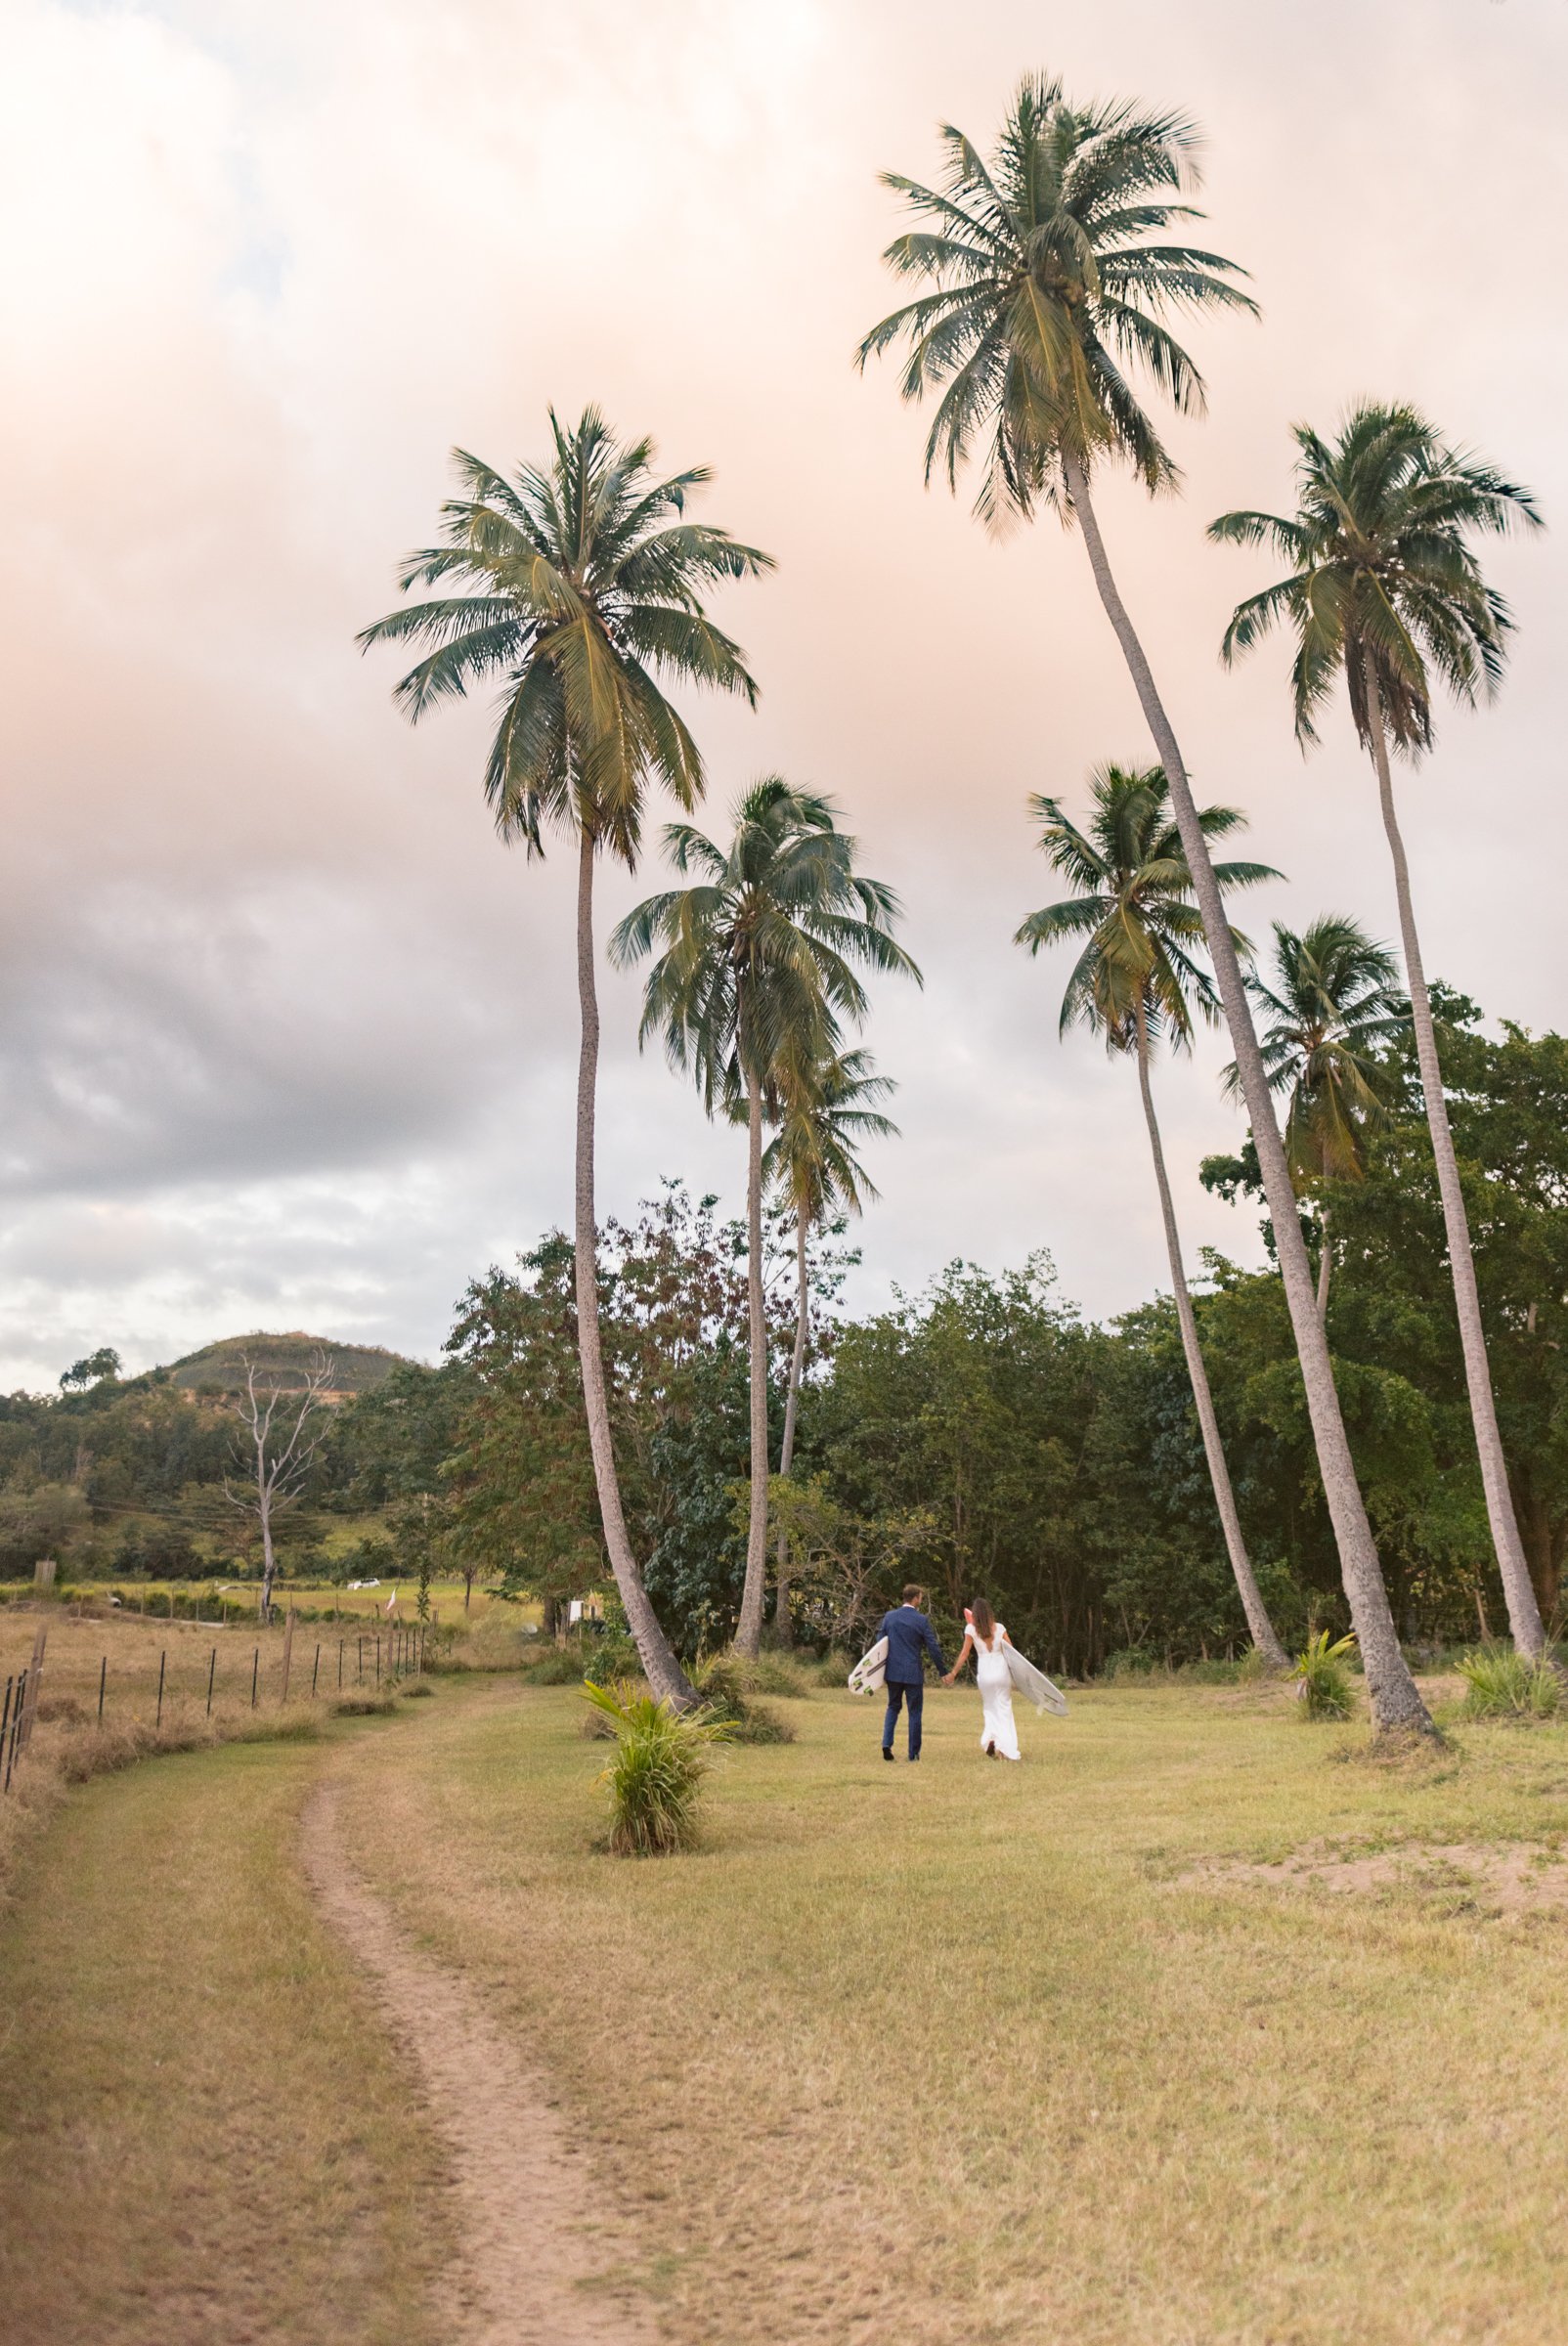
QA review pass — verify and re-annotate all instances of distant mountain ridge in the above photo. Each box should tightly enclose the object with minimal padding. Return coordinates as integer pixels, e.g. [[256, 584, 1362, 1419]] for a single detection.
[[165, 1331, 415, 1403]]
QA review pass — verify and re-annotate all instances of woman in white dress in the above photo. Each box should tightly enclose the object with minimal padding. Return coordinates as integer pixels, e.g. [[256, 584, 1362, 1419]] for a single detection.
[[942, 1597, 1021, 1760]]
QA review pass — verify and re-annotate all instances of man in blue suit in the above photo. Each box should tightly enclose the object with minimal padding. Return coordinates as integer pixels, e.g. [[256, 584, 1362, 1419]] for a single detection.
[[877, 1584, 946, 1762]]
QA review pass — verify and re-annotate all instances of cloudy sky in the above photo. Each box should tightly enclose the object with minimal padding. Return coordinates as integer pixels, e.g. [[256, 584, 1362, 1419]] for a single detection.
[[2, 0, 1564, 1390]]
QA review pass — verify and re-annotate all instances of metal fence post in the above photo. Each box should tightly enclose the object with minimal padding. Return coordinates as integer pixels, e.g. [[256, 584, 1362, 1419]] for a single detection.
[[206, 1648, 216, 1717], [155, 1650, 166, 1728], [0, 1678, 13, 1789], [251, 1646, 259, 1709], [98, 1655, 107, 1723]]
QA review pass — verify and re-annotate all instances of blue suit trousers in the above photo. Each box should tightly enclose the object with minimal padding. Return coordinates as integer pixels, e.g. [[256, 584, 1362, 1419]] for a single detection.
[[883, 1680, 924, 1758]]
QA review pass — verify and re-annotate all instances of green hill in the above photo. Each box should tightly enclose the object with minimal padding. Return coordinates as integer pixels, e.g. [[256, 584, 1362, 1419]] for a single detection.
[[165, 1332, 416, 1404]]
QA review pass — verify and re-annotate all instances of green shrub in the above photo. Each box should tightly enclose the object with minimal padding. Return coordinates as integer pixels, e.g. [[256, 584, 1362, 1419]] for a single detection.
[[583, 1629, 640, 1684], [582, 1679, 730, 1855], [398, 1679, 434, 1700], [522, 1640, 594, 1686], [693, 1654, 800, 1742], [1291, 1631, 1358, 1720], [332, 1694, 398, 1717], [805, 1649, 853, 1688], [1182, 1657, 1245, 1686], [1457, 1646, 1561, 1720], [1103, 1648, 1159, 1682]]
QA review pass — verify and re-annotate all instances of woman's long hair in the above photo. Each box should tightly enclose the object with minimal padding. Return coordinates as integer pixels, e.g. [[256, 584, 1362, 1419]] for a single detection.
[[970, 1597, 996, 1643]]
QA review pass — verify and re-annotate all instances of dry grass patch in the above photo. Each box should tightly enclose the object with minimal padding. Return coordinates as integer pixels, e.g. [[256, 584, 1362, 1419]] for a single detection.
[[0, 1734, 450, 2345], [327, 1676, 1568, 2346]]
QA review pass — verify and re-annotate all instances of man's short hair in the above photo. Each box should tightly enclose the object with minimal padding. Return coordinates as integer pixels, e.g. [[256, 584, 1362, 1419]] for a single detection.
[[901, 1583, 925, 1606]]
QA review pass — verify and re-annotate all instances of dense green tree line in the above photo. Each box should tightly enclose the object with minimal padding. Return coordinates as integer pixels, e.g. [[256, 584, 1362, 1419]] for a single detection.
[[429, 998, 1568, 1673], [4, 994, 1562, 1661]]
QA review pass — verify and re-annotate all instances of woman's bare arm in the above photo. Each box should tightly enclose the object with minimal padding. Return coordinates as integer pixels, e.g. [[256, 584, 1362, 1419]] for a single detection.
[[941, 1631, 975, 1686]]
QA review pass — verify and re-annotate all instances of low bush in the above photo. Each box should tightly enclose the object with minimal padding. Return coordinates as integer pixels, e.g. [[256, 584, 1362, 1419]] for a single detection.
[[398, 1680, 434, 1700], [693, 1654, 800, 1742], [332, 1694, 398, 1718], [1457, 1645, 1561, 1721], [582, 1630, 640, 1684], [581, 1678, 731, 1855], [1103, 1648, 1160, 1682], [1292, 1631, 1358, 1720], [1182, 1657, 1246, 1686]]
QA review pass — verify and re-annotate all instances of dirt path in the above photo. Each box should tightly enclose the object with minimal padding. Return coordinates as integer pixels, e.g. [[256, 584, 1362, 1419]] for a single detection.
[[300, 1784, 658, 2346]]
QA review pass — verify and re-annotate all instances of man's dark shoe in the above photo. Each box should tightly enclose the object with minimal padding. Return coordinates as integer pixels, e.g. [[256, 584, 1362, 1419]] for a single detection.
[[908, 1754, 921, 1762], [882, 1748, 894, 1762]]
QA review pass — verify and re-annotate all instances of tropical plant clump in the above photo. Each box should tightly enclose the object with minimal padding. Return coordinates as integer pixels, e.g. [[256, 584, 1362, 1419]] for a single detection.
[[1456, 1646, 1561, 1721], [582, 1678, 732, 1854], [1292, 1631, 1359, 1720]]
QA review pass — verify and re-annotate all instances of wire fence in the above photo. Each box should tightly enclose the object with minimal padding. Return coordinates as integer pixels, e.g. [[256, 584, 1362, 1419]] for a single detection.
[[0, 1619, 430, 1795]]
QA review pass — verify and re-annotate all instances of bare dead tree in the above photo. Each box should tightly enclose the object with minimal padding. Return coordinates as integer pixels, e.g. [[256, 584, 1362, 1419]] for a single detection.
[[225, 1350, 336, 1620]]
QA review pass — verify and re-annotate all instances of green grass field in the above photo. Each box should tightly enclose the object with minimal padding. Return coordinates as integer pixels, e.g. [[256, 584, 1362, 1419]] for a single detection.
[[330, 1675, 1568, 2345], [0, 1732, 449, 2345], [7, 1672, 1568, 2343]]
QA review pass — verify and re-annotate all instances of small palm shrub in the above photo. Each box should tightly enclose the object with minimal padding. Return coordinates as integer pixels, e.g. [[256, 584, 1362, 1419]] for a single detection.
[[582, 1679, 731, 1855], [1291, 1631, 1357, 1719], [1457, 1646, 1561, 1721]]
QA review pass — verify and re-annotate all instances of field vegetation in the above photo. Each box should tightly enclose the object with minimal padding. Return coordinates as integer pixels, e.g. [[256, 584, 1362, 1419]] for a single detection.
[[314, 1673, 1568, 2345], [0, 1733, 449, 2345]]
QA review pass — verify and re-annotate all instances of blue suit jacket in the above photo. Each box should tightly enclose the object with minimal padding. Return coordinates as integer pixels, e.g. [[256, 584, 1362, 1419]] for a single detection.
[[877, 1605, 946, 1685]]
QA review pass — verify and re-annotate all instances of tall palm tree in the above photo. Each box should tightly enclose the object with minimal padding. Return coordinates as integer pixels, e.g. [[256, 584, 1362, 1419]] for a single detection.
[[611, 779, 919, 1657], [1210, 405, 1547, 1654], [1227, 916, 1406, 1314], [859, 75, 1432, 1729], [359, 408, 772, 1705], [762, 1044, 898, 1642], [1018, 764, 1287, 1667]]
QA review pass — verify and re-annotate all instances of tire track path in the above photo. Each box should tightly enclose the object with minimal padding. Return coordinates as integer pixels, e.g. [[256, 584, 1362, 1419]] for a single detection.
[[300, 1784, 659, 2346]]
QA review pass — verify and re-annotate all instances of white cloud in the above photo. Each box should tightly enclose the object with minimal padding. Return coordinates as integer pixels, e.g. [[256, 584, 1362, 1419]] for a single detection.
[[2, 0, 1564, 1387]]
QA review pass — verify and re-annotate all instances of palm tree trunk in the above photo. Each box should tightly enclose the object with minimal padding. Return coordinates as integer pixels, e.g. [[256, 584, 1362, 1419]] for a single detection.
[[1134, 1002, 1287, 1666], [1063, 449, 1431, 1733], [572, 826, 696, 1706], [735, 1068, 770, 1658], [1316, 1208, 1332, 1317], [1363, 660, 1546, 1657], [772, 1212, 809, 1646]]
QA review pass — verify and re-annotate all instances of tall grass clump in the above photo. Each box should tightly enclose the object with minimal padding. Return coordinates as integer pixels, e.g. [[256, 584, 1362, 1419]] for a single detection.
[[582, 1679, 731, 1855], [1292, 1630, 1358, 1719], [1457, 1645, 1561, 1720]]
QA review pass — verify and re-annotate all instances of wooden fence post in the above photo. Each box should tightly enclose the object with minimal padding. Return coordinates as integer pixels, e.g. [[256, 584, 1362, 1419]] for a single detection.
[[22, 1628, 47, 1751], [281, 1609, 296, 1704], [3, 1672, 22, 1790]]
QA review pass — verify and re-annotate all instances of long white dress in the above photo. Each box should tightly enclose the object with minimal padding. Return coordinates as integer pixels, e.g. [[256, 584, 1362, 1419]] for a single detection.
[[975, 1625, 1021, 1760]]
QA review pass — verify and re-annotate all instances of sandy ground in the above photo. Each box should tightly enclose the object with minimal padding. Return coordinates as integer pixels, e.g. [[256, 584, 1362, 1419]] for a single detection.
[[1180, 1837, 1568, 1912]]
